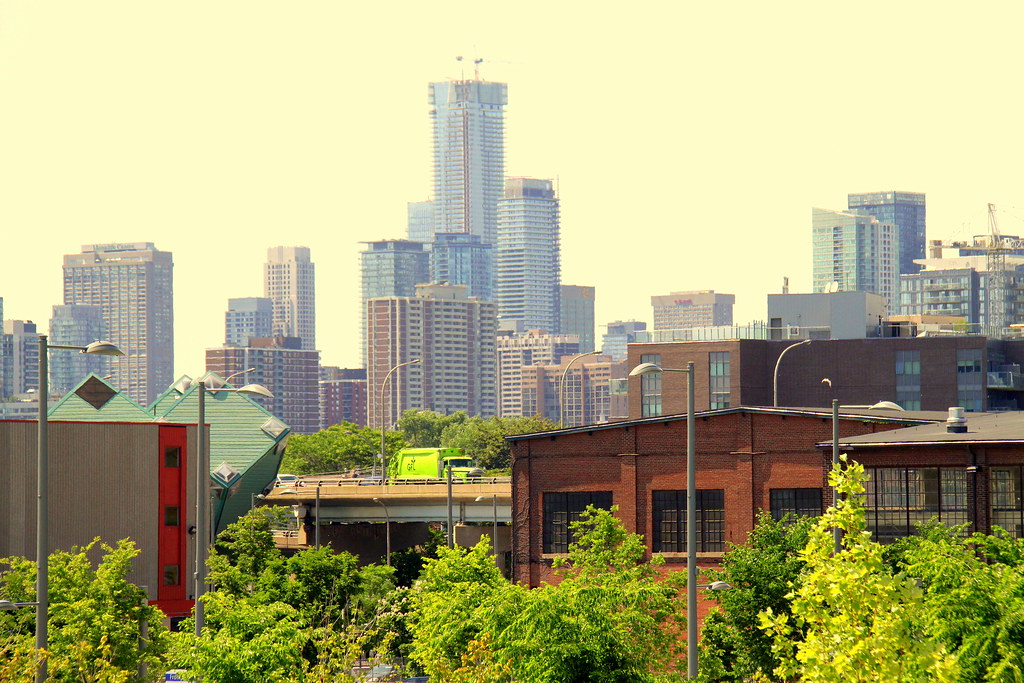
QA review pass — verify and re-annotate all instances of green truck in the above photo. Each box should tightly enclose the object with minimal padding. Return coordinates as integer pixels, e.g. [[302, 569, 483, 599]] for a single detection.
[[388, 447, 484, 480]]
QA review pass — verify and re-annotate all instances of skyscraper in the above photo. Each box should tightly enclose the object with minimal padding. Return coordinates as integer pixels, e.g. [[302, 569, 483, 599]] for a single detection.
[[360, 239, 431, 367], [431, 233, 492, 301], [49, 304, 106, 393], [63, 243, 174, 405], [2, 320, 40, 396], [496, 177, 561, 331], [407, 200, 436, 247], [848, 191, 926, 275], [496, 328, 578, 418], [429, 78, 507, 297], [366, 283, 497, 426], [560, 285, 596, 353], [264, 246, 316, 351], [812, 207, 900, 308], [225, 298, 273, 347]]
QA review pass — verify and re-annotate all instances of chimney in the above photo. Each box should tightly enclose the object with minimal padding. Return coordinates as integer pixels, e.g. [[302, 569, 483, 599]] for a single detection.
[[946, 407, 967, 434]]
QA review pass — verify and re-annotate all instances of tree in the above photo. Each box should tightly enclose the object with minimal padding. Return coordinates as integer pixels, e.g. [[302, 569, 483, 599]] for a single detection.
[[0, 538, 170, 682], [698, 512, 815, 681], [441, 415, 556, 470], [396, 410, 469, 448], [409, 507, 686, 682], [760, 457, 958, 682], [281, 422, 405, 475]]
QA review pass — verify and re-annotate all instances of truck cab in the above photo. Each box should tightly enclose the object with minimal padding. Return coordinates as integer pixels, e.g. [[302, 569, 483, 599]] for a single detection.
[[388, 447, 484, 480]]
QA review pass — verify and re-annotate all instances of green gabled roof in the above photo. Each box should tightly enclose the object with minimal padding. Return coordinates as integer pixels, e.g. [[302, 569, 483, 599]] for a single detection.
[[49, 374, 154, 422], [153, 372, 291, 476]]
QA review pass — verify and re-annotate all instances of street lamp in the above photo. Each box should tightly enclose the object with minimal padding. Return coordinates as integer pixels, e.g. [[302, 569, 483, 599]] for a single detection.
[[629, 360, 699, 680], [194, 377, 273, 638], [36, 337, 123, 683], [475, 494, 498, 554], [372, 498, 391, 567], [559, 351, 601, 427], [773, 339, 811, 407], [379, 359, 420, 481]]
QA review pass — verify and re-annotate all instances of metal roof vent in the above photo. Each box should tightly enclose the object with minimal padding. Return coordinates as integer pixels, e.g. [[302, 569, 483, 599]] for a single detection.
[[947, 407, 968, 434]]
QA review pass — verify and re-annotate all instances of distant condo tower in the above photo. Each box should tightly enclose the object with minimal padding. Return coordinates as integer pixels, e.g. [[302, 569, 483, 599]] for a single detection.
[[359, 239, 431, 367], [811, 208, 900, 309], [497, 178, 561, 331], [429, 76, 507, 296], [264, 246, 316, 351], [848, 191, 926, 275], [62, 242, 174, 405]]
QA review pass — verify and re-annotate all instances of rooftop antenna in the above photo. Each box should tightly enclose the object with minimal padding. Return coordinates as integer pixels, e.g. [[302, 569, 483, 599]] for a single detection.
[[474, 57, 484, 80]]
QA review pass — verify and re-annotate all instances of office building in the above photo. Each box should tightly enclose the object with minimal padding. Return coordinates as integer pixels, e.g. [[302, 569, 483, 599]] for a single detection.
[[2, 320, 40, 396], [320, 366, 368, 428], [62, 242, 174, 406], [225, 298, 273, 347], [431, 232, 493, 301], [496, 329, 579, 417], [264, 246, 316, 351], [366, 283, 497, 426], [560, 285, 596, 353], [49, 304, 107, 394], [206, 336, 321, 434], [811, 208, 900, 309], [520, 355, 624, 428], [360, 240, 430, 366], [407, 200, 436, 247], [496, 178, 561, 331], [601, 320, 647, 361], [651, 290, 734, 330], [848, 191, 926, 275]]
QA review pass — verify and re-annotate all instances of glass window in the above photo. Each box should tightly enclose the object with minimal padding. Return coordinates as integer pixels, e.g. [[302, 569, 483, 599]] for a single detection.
[[770, 488, 822, 520], [640, 353, 662, 417], [163, 565, 180, 586], [164, 446, 181, 468], [991, 467, 1024, 538], [652, 489, 725, 553], [543, 491, 613, 554], [709, 352, 730, 409], [164, 506, 180, 526], [864, 467, 968, 543]]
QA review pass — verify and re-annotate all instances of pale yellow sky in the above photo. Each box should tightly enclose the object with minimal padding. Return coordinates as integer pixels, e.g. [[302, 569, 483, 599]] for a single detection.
[[2, 1, 1023, 375]]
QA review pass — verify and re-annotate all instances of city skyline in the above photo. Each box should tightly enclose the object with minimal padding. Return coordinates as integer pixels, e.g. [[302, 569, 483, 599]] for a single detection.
[[2, 3, 1023, 379]]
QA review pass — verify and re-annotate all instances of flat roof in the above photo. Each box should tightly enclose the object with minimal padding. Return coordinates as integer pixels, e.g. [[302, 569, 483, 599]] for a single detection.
[[828, 411, 1024, 448]]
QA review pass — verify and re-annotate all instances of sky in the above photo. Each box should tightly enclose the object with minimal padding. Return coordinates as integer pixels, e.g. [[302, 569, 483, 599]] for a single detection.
[[2, 2, 1024, 376]]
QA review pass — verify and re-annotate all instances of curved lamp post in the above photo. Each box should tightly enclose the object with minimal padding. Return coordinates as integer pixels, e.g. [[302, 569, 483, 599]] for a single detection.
[[37, 337, 124, 683], [559, 351, 601, 427], [629, 360, 700, 680], [379, 359, 420, 481], [475, 494, 498, 554], [772, 339, 811, 407], [194, 377, 273, 638]]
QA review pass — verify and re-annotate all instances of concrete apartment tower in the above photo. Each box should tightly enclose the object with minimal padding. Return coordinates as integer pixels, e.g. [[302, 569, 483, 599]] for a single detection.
[[366, 283, 497, 428], [2, 320, 41, 395], [811, 208, 900, 309], [560, 285, 596, 353], [63, 243, 174, 405], [264, 246, 316, 351], [650, 290, 735, 330], [496, 328, 579, 418], [496, 178, 561, 331], [429, 77, 507, 296], [359, 240, 430, 367], [848, 191, 926, 275], [225, 297, 273, 347]]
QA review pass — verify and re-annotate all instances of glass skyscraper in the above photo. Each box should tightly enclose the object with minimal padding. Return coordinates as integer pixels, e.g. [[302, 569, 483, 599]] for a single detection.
[[848, 191, 926, 275], [496, 177, 561, 331], [429, 78, 507, 296], [812, 208, 900, 309], [359, 239, 430, 366], [49, 304, 107, 394]]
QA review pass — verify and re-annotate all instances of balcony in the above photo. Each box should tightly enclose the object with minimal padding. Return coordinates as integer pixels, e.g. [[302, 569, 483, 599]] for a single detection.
[[988, 368, 1024, 390]]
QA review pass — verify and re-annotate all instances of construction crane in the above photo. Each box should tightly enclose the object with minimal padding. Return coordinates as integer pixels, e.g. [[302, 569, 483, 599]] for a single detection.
[[987, 203, 1009, 333]]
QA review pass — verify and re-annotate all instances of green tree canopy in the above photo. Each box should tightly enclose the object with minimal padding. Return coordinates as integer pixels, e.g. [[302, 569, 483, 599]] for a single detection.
[[440, 415, 556, 470], [280, 422, 406, 475], [396, 410, 469, 448]]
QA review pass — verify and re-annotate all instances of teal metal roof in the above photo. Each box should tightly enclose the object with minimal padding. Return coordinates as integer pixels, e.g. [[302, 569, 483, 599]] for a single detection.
[[49, 374, 153, 422]]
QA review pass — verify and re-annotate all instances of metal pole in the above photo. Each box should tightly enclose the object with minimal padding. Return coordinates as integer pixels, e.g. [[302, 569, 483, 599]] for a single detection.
[[832, 398, 841, 555], [194, 381, 207, 637], [686, 361, 697, 681], [35, 336, 49, 683], [558, 351, 599, 427], [315, 485, 321, 550], [492, 494, 498, 555], [379, 359, 420, 482], [773, 339, 811, 407], [138, 589, 149, 683], [383, 503, 391, 566], [446, 466, 454, 548]]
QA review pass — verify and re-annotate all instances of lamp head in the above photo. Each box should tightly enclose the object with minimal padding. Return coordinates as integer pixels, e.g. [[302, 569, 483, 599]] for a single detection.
[[235, 383, 274, 399], [83, 340, 125, 356], [629, 362, 663, 377]]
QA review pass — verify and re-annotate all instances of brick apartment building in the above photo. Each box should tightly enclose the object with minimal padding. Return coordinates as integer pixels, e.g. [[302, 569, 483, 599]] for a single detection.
[[507, 406, 940, 595], [627, 337, 1024, 417]]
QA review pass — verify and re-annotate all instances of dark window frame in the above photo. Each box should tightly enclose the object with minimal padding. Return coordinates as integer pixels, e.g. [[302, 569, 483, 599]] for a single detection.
[[652, 489, 725, 553], [542, 491, 613, 554], [770, 488, 822, 521]]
